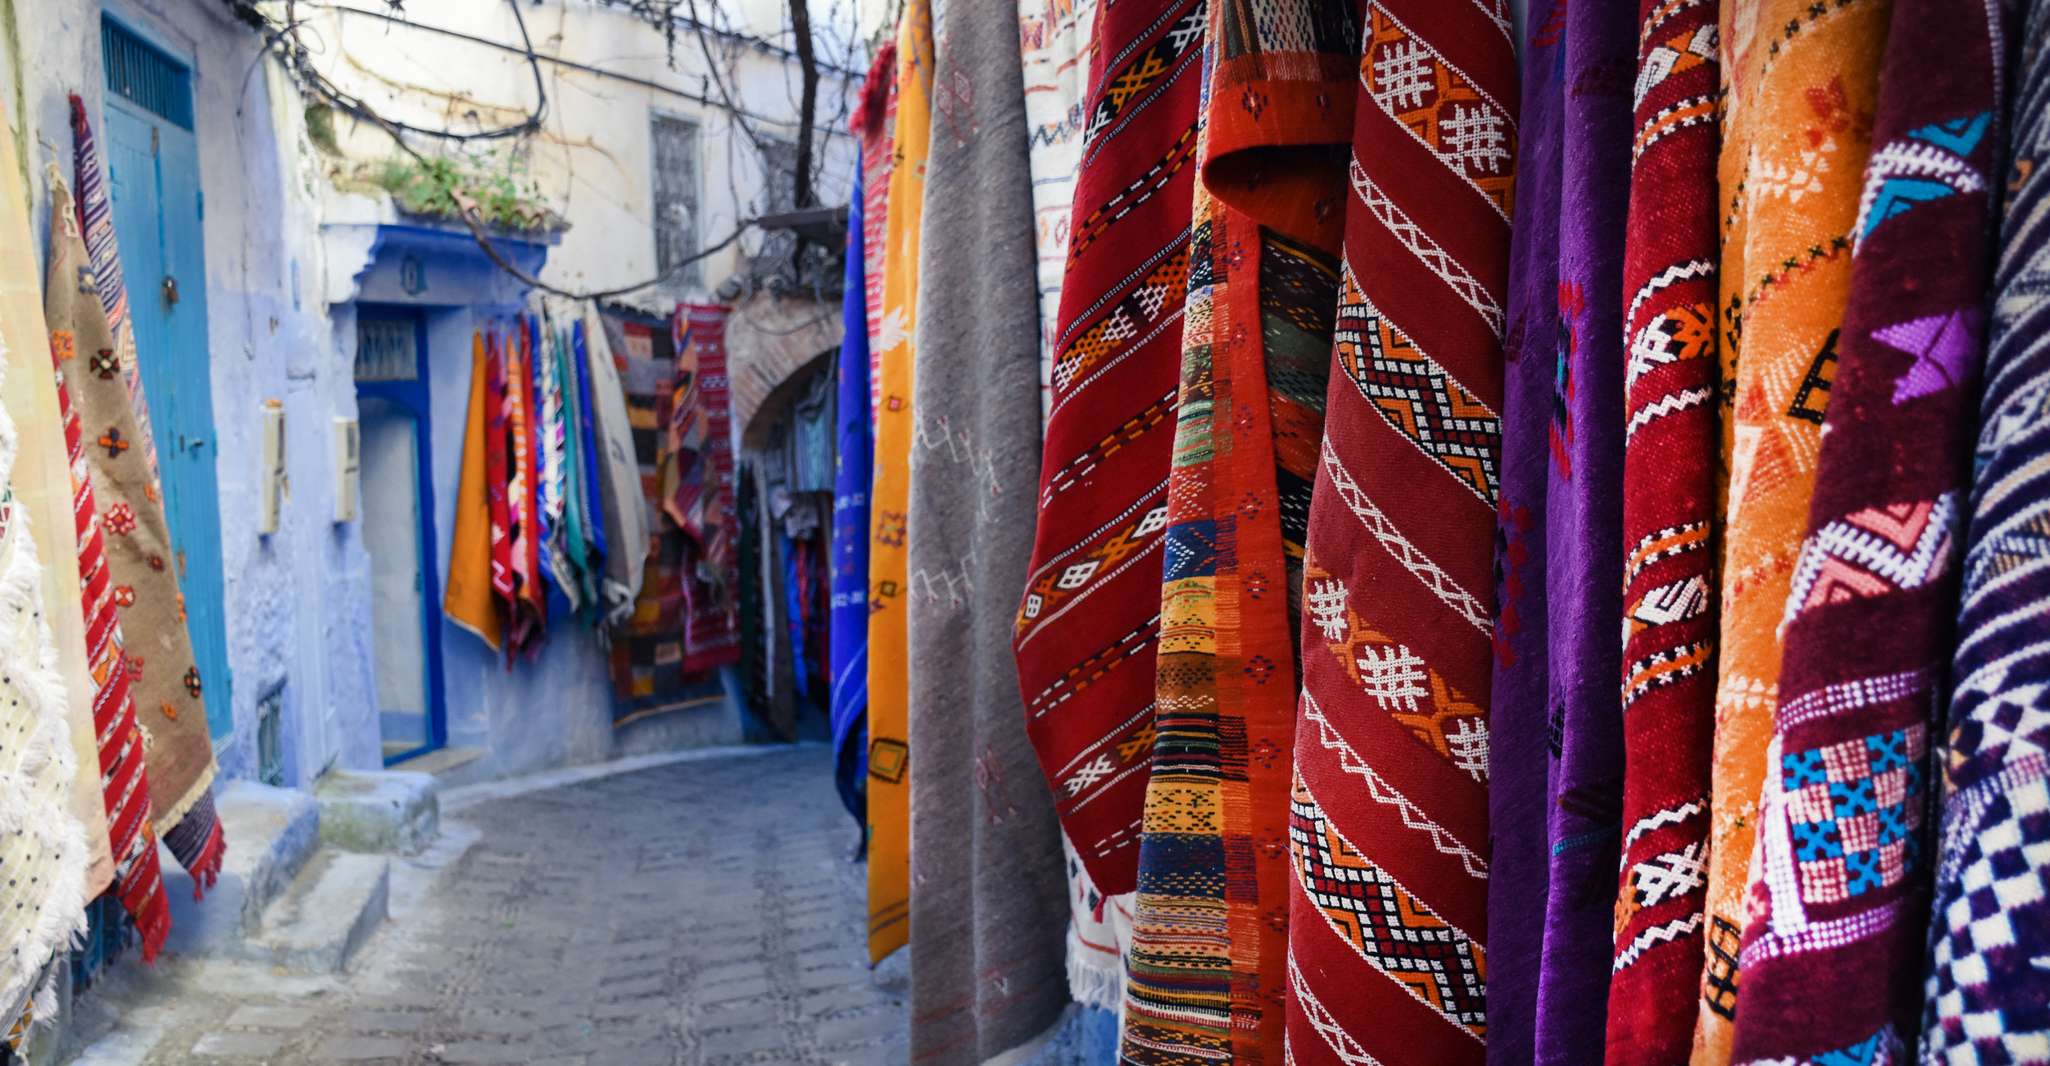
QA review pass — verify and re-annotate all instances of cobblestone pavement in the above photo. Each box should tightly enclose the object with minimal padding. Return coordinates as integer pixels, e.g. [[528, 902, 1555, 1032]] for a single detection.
[[63, 745, 917, 1065]]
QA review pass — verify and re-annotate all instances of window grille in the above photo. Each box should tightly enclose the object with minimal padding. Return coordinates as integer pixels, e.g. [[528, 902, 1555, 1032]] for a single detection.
[[652, 115, 703, 290], [102, 20, 194, 130]]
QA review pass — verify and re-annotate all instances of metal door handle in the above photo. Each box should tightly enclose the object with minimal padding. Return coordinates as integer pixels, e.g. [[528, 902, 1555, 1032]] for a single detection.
[[162, 275, 179, 306]]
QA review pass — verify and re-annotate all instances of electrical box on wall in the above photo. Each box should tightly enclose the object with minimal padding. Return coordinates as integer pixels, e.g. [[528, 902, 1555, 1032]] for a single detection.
[[259, 399, 286, 535], [333, 417, 360, 523]]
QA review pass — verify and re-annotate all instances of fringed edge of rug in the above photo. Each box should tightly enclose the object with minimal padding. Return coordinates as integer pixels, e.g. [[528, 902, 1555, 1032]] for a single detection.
[[163, 789, 226, 901], [1064, 920, 1125, 1015], [120, 849, 171, 963], [0, 405, 93, 1020]]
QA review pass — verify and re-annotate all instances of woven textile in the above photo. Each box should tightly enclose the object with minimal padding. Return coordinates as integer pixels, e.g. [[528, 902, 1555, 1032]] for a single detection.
[[537, 316, 571, 603], [559, 323, 591, 602], [582, 304, 650, 627], [1697, 2, 1890, 1057], [1284, 4, 1513, 1064], [904, 4, 1068, 1054], [830, 156, 872, 826], [445, 338, 503, 651], [1018, 0, 1127, 1010], [1021, 0, 1098, 423], [1535, 1, 1631, 1059], [606, 319, 722, 725], [0, 105, 94, 1024], [486, 332, 516, 638], [0, 364, 91, 1034], [1013, 0, 1205, 898], [1123, 213, 1343, 1066], [1729, 0, 2001, 1058], [569, 315, 598, 602], [70, 95, 157, 483], [1489, 5, 1561, 1061], [1922, 4, 2050, 1058], [45, 174, 169, 961], [867, 2, 932, 964], [854, 39, 895, 406], [1607, 0, 1722, 1060], [667, 306, 742, 674], [1120, 5, 1351, 1061], [46, 134, 223, 884], [505, 327, 547, 661]]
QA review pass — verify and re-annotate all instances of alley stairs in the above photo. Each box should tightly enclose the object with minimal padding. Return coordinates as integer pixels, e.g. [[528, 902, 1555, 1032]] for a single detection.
[[160, 769, 440, 974]]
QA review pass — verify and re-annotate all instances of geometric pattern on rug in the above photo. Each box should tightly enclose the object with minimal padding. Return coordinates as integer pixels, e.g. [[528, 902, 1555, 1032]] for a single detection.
[[1289, 771, 1486, 1036]]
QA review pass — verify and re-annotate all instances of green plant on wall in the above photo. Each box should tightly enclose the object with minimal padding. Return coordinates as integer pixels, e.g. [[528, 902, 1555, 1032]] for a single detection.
[[373, 150, 561, 233]]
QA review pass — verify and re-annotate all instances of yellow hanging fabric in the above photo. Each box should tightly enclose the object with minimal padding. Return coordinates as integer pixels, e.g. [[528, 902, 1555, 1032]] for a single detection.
[[444, 337, 502, 651], [865, 0, 932, 964], [1694, 2, 1890, 1060]]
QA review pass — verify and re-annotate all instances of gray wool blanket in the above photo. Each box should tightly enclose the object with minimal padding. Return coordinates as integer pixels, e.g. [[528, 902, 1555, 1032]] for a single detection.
[[904, 0, 1070, 1058]]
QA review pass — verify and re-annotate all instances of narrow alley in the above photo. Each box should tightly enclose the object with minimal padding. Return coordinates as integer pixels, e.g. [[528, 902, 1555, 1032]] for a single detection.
[[65, 746, 912, 1065]]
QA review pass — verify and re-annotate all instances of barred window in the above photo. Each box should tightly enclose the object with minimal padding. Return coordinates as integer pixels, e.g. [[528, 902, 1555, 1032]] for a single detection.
[[651, 114, 702, 290]]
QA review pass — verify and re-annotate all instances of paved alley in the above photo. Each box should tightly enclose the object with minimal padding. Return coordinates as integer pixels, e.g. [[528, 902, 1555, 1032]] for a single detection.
[[64, 745, 913, 1066]]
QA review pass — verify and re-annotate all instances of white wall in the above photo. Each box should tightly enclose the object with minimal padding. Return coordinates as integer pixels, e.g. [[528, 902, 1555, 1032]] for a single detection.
[[290, 0, 864, 313]]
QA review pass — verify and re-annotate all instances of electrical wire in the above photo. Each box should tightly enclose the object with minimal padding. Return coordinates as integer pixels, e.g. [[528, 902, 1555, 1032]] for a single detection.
[[223, 0, 859, 301]]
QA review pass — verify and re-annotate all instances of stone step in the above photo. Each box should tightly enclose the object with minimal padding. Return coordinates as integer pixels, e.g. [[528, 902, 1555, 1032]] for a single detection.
[[161, 780, 321, 958], [315, 768, 441, 855], [245, 850, 390, 974]]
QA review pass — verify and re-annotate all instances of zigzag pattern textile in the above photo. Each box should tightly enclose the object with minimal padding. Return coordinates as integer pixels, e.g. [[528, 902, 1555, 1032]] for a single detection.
[[666, 306, 743, 674], [1607, 0, 1723, 1059], [1119, 5, 1350, 1060], [1729, 0, 2003, 1059], [1921, 3, 2050, 1060], [1014, 0, 1206, 897], [1696, 3, 1891, 1058], [1488, 3, 1561, 1061], [46, 176, 169, 961], [1283, 3, 1514, 1065], [1534, 1, 1632, 1058], [1016, 0, 1135, 1013], [1020, 0, 1099, 426]]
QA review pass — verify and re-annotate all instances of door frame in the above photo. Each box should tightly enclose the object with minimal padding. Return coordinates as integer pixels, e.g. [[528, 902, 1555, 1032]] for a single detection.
[[353, 306, 449, 765]]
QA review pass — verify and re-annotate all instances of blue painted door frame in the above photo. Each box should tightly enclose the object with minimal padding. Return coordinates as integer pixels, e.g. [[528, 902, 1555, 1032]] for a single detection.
[[100, 17, 235, 739], [355, 307, 449, 765]]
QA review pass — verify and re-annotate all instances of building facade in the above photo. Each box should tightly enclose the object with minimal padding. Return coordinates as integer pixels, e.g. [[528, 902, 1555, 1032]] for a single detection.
[[0, 0, 862, 792]]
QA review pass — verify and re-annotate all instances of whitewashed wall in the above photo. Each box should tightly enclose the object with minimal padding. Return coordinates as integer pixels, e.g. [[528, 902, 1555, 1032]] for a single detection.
[[290, 0, 865, 315]]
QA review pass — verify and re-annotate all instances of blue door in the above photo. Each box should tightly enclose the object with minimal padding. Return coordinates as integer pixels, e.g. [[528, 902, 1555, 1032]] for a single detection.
[[353, 311, 447, 765], [101, 19, 234, 738]]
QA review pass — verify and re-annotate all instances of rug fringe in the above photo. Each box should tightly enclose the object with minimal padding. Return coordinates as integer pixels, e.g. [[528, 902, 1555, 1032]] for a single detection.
[[1064, 922, 1125, 1014], [131, 885, 169, 963], [183, 820, 225, 901]]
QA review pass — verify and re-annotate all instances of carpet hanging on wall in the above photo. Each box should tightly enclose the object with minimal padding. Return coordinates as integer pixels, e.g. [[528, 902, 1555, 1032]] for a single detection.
[[66, 99, 225, 892], [603, 314, 724, 726], [45, 171, 171, 960]]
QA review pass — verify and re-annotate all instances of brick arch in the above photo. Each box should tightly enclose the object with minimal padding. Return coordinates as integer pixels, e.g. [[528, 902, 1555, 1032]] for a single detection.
[[721, 292, 844, 447]]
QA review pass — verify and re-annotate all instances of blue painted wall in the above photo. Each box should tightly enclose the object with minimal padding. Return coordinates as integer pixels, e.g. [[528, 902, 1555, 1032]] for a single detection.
[[2, 0, 742, 792]]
